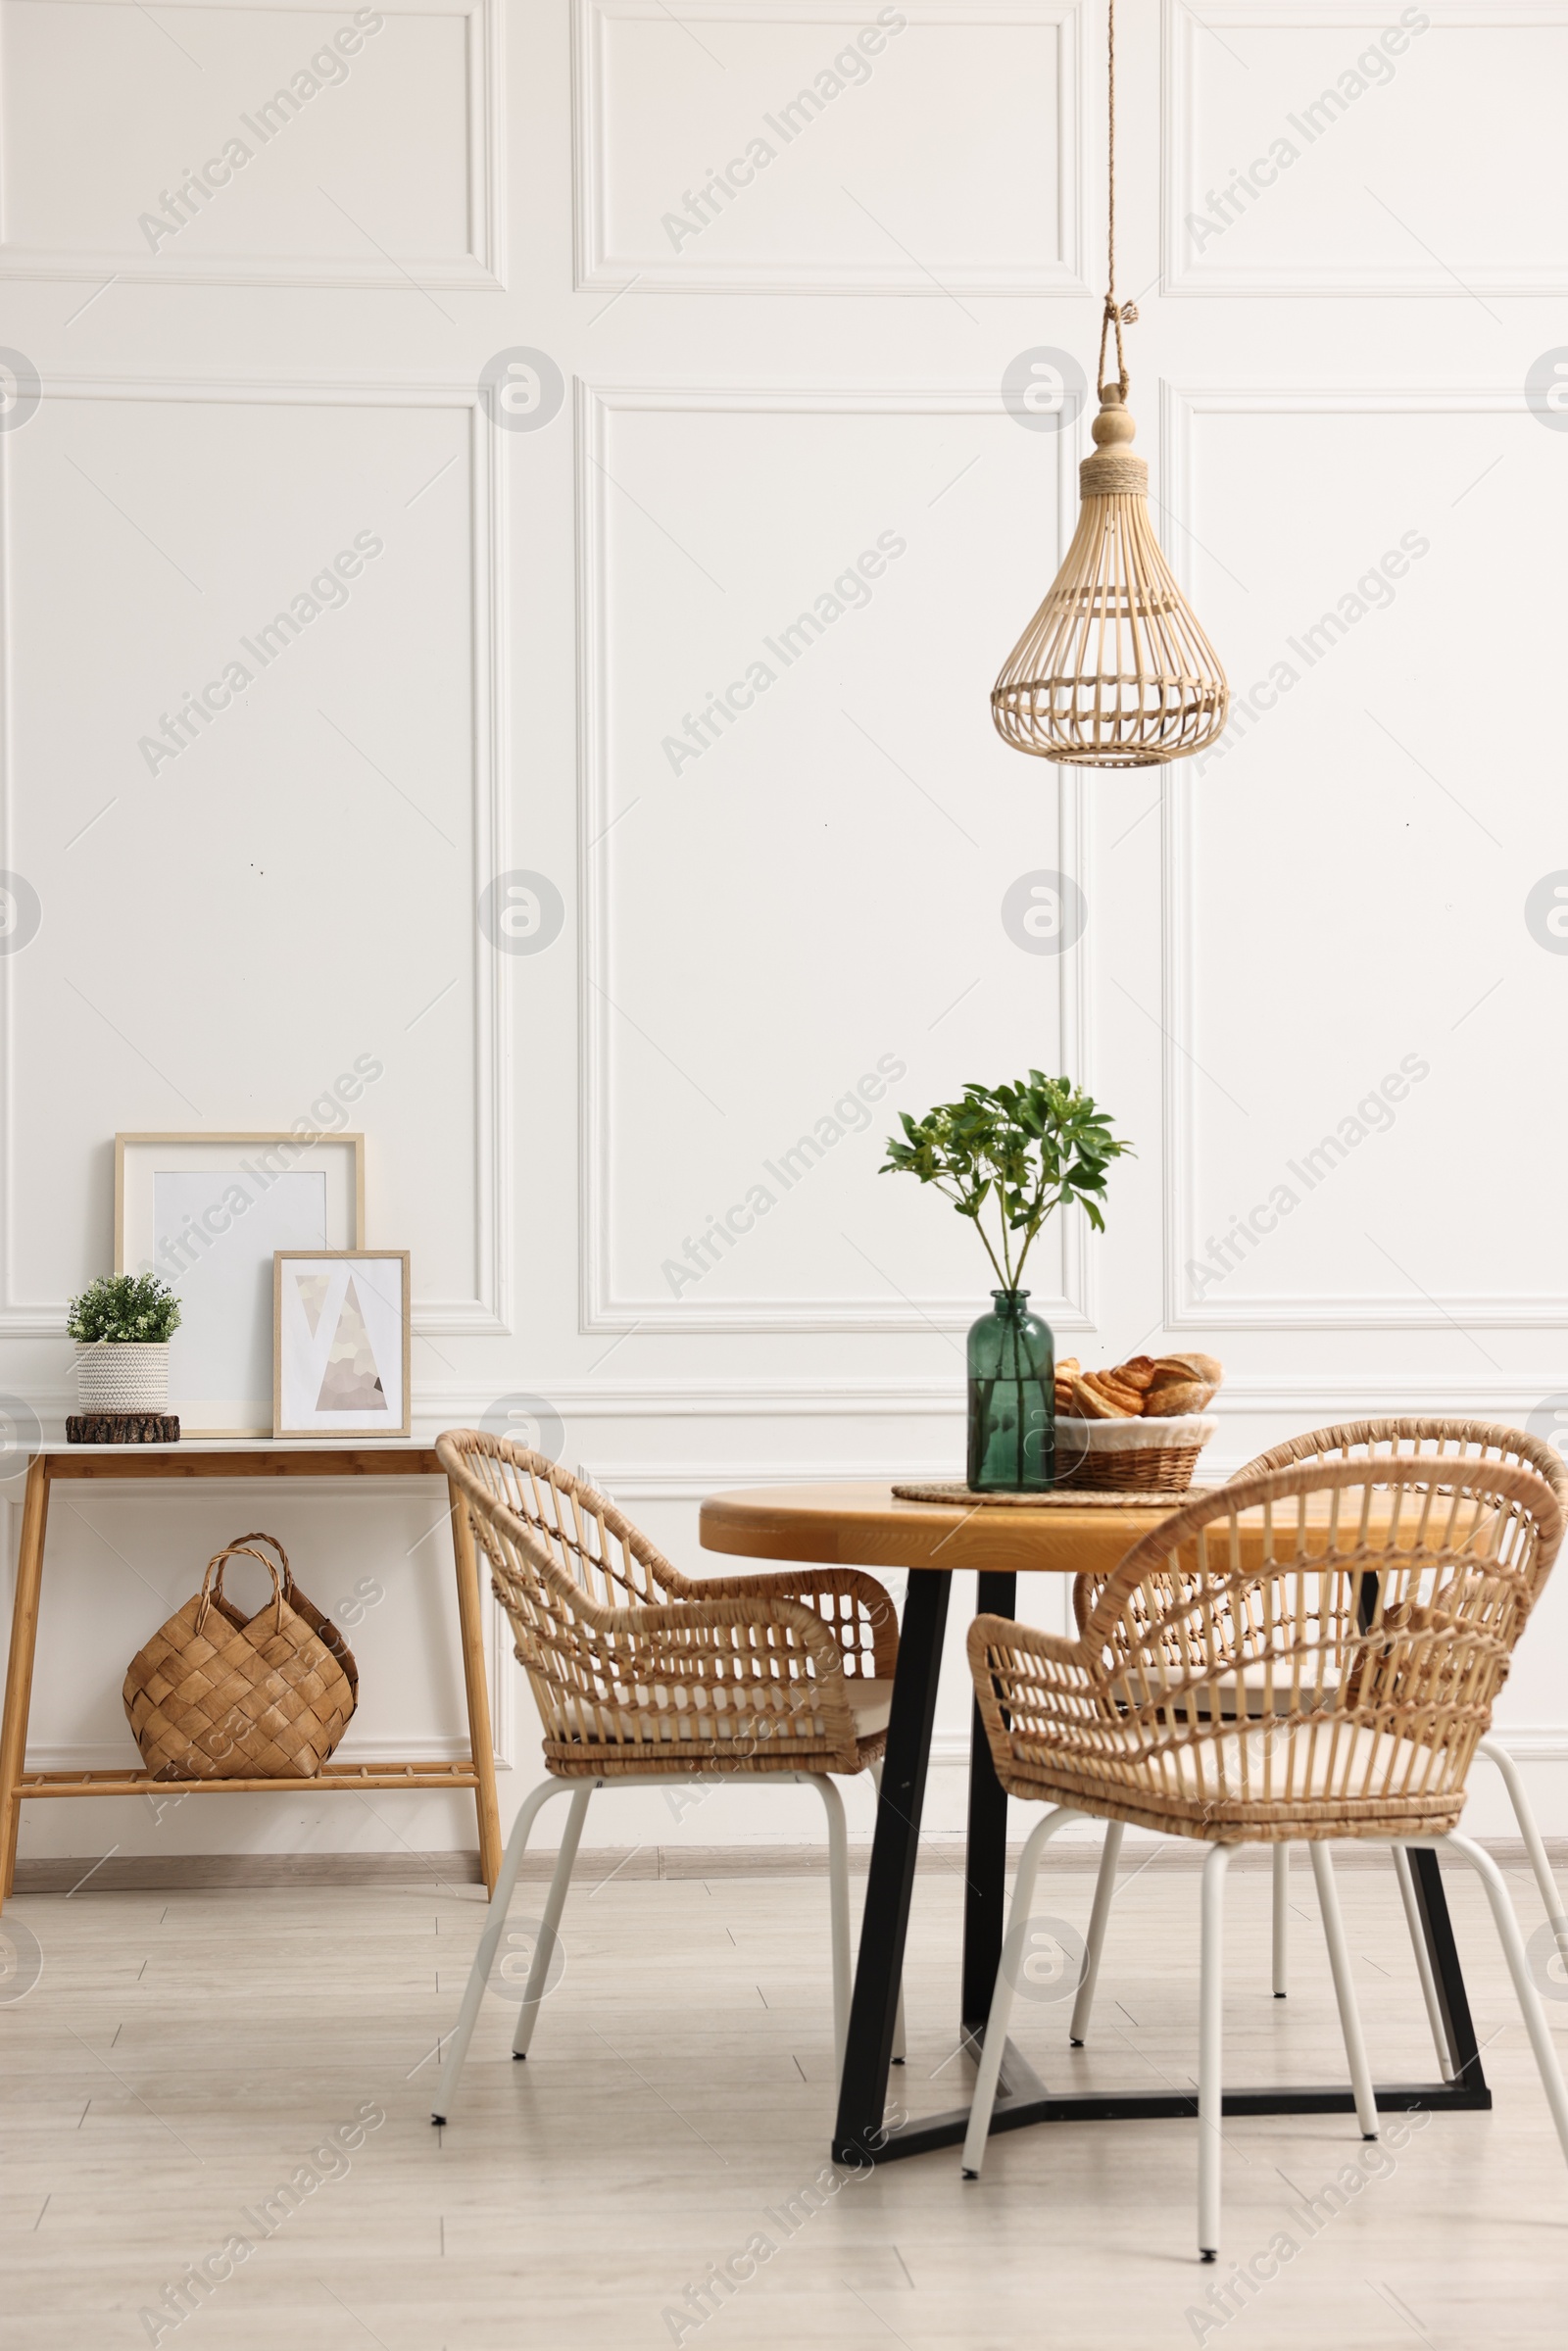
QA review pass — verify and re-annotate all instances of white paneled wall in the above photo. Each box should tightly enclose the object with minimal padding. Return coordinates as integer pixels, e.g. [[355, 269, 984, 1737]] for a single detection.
[[3, 0, 1565, 1860]]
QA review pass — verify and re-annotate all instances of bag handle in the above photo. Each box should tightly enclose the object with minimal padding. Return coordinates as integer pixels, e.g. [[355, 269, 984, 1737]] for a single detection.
[[196, 1545, 283, 1638], [229, 1531, 297, 1597], [229, 1529, 352, 1659]]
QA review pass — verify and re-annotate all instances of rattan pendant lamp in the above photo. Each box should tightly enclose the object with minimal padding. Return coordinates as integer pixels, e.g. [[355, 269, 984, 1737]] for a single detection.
[[992, 0, 1229, 768]]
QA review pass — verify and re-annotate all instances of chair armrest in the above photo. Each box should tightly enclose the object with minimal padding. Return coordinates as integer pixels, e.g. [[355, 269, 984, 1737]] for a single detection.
[[969, 1612, 1088, 1678], [605, 1588, 840, 1649], [682, 1567, 898, 1678], [967, 1611, 1102, 1772], [600, 1591, 857, 1727]]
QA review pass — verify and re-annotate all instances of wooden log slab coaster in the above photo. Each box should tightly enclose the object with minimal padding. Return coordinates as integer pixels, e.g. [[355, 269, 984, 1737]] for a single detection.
[[892, 1481, 1214, 1508], [67, 1413, 180, 1445]]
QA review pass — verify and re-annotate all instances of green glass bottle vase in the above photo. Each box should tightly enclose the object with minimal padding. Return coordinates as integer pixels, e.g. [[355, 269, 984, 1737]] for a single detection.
[[966, 1289, 1054, 1493]]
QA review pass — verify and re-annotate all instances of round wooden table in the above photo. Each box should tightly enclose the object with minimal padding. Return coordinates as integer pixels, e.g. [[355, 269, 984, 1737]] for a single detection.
[[699, 1479, 1486, 2169], [700, 1479, 1180, 1577]]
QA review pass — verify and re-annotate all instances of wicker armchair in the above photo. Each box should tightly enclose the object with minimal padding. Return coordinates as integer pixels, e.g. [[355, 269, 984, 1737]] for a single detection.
[[1066, 1418, 1568, 2047], [429, 1431, 900, 2124], [961, 1456, 1568, 2258], [1236, 1420, 1568, 2014]]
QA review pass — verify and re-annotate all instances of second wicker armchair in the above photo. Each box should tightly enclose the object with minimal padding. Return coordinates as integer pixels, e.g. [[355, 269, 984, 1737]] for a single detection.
[[960, 1453, 1568, 2258], [1066, 1420, 1568, 2054]]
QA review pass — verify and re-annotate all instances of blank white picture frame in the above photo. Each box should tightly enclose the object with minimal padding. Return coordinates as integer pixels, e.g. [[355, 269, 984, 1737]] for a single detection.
[[115, 1133, 365, 1436]]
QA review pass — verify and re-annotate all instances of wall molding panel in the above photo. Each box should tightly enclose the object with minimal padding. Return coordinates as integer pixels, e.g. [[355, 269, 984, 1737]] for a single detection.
[[1162, 0, 1568, 298], [2, 1473, 515, 1775], [0, 374, 510, 1339], [0, 0, 506, 290], [574, 379, 1089, 1334], [1157, 381, 1550, 1331], [20, 1587, 516, 1778], [574, 0, 1088, 296]]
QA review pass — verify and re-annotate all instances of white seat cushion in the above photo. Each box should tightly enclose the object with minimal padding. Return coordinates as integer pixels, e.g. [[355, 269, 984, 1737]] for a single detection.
[[1017, 1716, 1442, 1806], [573, 1674, 898, 1749], [849, 1679, 895, 1739]]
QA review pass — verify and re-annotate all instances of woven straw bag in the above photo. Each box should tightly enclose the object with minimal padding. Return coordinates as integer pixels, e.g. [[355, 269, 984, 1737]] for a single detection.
[[123, 1543, 357, 1781]]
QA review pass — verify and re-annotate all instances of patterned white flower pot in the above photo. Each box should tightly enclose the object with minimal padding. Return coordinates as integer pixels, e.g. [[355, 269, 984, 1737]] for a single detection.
[[74, 1342, 171, 1411]]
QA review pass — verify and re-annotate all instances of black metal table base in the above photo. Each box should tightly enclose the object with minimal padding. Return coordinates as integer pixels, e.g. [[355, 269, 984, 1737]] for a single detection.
[[844, 2058, 1490, 2168], [831, 1566, 1490, 2168]]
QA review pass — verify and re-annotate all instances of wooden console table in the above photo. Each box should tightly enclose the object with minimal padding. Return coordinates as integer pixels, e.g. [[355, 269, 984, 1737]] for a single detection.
[[0, 1444, 502, 1907]]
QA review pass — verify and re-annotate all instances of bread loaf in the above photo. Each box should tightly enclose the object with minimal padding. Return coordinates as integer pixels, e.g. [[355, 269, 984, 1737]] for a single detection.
[[1151, 1351, 1222, 1388], [1143, 1379, 1215, 1418]]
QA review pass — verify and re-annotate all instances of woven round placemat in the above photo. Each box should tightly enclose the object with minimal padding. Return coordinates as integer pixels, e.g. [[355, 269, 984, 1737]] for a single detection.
[[892, 1481, 1216, 1509]]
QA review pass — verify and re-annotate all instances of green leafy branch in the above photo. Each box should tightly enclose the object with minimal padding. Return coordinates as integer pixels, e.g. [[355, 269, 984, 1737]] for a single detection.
[[879, 1071, 1132, 1291]]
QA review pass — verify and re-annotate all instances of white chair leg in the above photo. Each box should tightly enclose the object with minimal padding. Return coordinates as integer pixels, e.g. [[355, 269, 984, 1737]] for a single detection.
[[808, 1775, 853, 2080], [1272, 1844, 1290, 1998], [1430, 1832, 1568, 2173], [1308, 1843, 1378, 2139], [868, 1761, 906, 2065], [1198, 1843, 1231, 2261], [961, 1806, 1084, 2179], [432, 1777, 577, 2125], [512, 1783, 594, 2058], [1393, 1846, 1454, 2082], [1069, 1819, 1124, 2045], [1478, 1735, 1568, 1958]]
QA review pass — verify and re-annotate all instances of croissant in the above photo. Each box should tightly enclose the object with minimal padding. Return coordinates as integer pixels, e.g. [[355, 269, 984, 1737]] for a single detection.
[[1068, 1378, 1127, 1420], [1070, 1374, 1140, 1420]]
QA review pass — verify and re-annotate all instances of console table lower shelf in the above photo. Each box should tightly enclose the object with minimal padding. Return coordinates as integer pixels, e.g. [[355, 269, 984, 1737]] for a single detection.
[[20, 1761, 485, 1799]]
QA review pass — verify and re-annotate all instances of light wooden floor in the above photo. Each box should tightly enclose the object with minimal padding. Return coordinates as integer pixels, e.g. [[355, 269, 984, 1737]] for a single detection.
[[3, 1842, 1566, 2348]]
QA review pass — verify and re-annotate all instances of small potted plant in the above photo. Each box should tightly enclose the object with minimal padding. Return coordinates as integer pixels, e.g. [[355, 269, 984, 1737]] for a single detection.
[[881, 1072, 1131, 1492], [67, 1274, 182, 1412]]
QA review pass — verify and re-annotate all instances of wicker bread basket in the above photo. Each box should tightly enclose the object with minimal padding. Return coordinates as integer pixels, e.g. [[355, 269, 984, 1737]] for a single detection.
[[1054, 1413, 1216, 1493]]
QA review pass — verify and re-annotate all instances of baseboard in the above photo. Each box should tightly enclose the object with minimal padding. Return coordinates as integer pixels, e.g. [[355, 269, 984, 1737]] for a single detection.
[[12, 1850, 488, 1892], [14, 1833, 1563, 1894]]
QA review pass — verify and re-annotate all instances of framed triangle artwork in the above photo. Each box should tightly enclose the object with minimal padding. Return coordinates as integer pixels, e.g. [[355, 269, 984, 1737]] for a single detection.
[[272, 1250, 412, 1440]]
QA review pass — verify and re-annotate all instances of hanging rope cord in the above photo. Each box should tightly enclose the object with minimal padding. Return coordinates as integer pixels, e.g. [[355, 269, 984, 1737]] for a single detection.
[[1097, 0, 1138, 398]]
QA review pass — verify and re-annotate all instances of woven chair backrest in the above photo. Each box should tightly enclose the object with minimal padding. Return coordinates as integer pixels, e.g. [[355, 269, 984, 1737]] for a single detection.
[[442, 1430, 675, 1612], [1236, 1417, 1568, 1521], [1076, 1417, 1568, 1641], [437, 1432, 665, 1739], [1068, 1458, 1563, 1807], [436, 1430, 851, 1772]]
